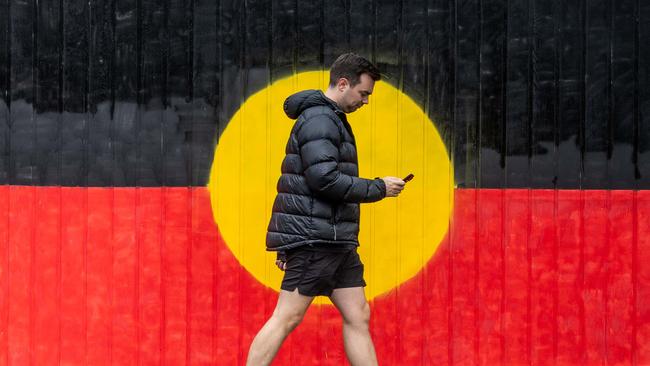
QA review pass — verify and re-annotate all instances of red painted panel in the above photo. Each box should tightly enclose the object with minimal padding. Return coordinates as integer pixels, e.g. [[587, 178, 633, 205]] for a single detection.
[[556, 190, 586, 365], [161, 188, 189, 365], [637, 191, 650, 365], [0, 186, 8, 366], [529, 190, 557, 366], [397, 252, 425, 365], [7, 187, 35, 365], [188, 189, 217, 365], [450, 188, 478, 365], [318, 306, 346, 366], [370, 284, 397, 365], [33, 188, 61, 366], [290, 306, 322, 365], [236, 202, 274, 365], [136, 188, 162, 366], [60, 188, 87, 365], [607, 191, 635, 365], [477, 189, 505, 365], [502, 189, 531, 365], [422, 228, 449, 366], [213, 219, 244, 365], [112, 188, 137, 365], [0, 186, 648, 365], [583, 191, 609, 365], [86, 188, 112, 366]]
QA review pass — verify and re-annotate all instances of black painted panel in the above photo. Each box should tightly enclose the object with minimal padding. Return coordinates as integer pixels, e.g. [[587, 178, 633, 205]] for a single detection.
[[0, 0, 648, 188], [191, 0, 219, 186], [0, 0, 9, 182], [9, 0, 36, 184], [163, 0, 193, 185], [504, 0, 531, 187], [401, 0, 427, 109], [454, 0, 480, 188], [134, 0, 166, 187], [34, 0, 61, 185], [87, 0, 117, 186], [610, 0, 638, 189], [296, 0, 322, 69], [529, 0, 558, 189], [641, 0, 650, 186], [60, 0, 89, 186], [349, 0, 373, 62], [426, 0, 454, 177], [478, 0, 506, 187], [556, 0, 584, 188], [111, 0, 137, 186], [322, 0, 348, 67], [583, 0, 611, 189], [375, 0, 400, 89]]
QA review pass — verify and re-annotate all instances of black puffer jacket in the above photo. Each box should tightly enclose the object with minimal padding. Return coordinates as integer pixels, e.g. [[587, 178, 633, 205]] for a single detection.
[[266, 90, 386, 253]]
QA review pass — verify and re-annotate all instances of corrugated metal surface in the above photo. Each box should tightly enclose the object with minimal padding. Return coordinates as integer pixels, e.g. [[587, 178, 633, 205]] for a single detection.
[[2, 0, 648, 189], [1, 0, 649, 365], [1, 187, 648, 364]]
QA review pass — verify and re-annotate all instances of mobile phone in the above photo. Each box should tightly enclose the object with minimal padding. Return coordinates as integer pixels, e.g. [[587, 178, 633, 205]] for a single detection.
[[403, 173, 414, 182]]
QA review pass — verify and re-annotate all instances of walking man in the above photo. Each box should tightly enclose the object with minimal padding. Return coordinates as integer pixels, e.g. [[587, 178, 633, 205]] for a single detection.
[[246, 53, 406, 366]]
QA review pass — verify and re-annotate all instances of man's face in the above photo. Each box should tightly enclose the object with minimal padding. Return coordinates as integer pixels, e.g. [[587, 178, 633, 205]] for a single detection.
[[338, 73, 375, 114]]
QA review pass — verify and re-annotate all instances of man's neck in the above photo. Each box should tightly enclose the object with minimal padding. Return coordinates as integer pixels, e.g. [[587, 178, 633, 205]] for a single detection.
[[323, 88, 342, 108]]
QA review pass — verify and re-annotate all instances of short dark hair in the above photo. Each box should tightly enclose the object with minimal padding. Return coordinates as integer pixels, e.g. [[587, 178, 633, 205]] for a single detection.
[[328, 53, 381, 88]]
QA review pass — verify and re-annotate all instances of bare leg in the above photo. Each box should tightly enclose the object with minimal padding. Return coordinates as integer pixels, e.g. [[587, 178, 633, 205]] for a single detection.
[[246, 289, 314, 366], [329, 287, 378, 366]]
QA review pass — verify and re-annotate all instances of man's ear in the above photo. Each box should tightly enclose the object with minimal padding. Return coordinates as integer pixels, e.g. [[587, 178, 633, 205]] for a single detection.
[[337, 78, 350, 92]]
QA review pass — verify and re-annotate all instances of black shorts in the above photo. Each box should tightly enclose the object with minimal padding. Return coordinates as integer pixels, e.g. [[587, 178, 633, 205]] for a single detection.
[[280, 246, 366, 297]]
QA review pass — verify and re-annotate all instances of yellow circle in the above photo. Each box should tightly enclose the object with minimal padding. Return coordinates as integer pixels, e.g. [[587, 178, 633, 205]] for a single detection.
[[208, 71, 453, 303]]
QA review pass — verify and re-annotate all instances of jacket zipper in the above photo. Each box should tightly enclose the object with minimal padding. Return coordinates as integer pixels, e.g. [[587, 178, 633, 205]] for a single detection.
[[331, 205, 337, 241]]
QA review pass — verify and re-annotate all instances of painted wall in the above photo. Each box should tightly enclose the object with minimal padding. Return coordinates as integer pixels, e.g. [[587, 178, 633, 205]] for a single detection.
[[1, 0, 649, 365]]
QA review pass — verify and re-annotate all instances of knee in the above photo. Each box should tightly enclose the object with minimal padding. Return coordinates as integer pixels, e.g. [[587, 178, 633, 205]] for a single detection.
[[344, 302, 371, 328], [285, 312, 305, 332], [272, 310, 305, 333]]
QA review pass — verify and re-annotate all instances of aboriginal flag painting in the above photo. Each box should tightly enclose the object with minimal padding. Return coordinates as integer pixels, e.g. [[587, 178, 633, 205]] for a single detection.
[[1, 0, 650, 365]]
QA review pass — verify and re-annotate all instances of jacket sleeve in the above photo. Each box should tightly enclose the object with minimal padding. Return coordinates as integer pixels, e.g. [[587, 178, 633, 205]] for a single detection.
[[296, 113, 386, 203]]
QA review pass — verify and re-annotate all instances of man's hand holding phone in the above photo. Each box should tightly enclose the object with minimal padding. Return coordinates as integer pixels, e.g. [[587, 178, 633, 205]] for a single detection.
[[381, 174, 414, 197]]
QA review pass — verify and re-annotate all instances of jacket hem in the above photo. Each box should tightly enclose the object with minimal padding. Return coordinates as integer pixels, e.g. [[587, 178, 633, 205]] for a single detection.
[[267, 239, 359, 252]]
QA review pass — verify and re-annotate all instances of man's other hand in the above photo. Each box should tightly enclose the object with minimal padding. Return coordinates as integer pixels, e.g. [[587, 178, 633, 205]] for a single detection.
[[382, 176, 405, 197], [275, 259, 287, 271]]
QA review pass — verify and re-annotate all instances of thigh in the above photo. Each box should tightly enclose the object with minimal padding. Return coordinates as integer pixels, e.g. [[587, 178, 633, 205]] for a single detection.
[[273, 288, 314, 319], [329, 286, 369, 322]]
